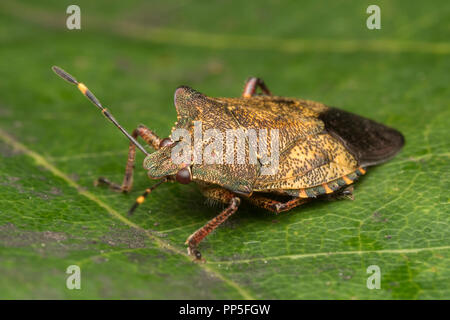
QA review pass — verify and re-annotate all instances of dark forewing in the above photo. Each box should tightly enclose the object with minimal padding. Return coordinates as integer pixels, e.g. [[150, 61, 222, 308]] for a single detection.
[[319, 107, 405, 167]]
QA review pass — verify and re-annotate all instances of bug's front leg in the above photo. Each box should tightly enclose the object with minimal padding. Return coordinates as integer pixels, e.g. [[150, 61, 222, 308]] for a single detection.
[[186, 187, 240, 261], [242, 77, 272, 97], [95, 124, 162, 192]]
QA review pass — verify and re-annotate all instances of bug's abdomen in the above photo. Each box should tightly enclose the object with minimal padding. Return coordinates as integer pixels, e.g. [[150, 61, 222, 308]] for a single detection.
[[284, 167, 366, 198], [254, 133, 359, 190]]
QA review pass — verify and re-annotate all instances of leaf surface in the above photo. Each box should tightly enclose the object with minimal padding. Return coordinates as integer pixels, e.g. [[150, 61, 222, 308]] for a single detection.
[[0, 0, 448, 299]]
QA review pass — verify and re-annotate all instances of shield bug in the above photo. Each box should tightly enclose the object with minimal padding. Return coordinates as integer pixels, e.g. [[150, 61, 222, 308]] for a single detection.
[[52, 67, 404, 261]]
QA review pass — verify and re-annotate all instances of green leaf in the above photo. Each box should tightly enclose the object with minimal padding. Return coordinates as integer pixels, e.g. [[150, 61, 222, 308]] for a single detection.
[[0, 0, 448, 299]]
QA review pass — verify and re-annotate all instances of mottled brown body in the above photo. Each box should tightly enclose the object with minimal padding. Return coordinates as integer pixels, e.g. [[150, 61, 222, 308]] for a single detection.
[[52, 66, 404, 261], [145, 87, 403, 200], [143, 82, 404, 259]]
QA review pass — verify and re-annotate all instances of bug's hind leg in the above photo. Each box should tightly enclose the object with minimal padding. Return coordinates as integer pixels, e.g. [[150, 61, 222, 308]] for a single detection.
[[186, 187, 240, 261], [248, 194, 308, 214], [95, 125, 162, 193], [242, 77, 272, 97], [324, 186, 355, 201]]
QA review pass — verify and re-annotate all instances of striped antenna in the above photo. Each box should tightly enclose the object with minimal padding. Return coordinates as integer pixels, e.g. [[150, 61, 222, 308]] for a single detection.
[[52, 66, 150, 156]]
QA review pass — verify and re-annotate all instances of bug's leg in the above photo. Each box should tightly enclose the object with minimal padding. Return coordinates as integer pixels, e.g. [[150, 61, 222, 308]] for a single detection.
[[95, 125, 162, 192], [186, 188, 240, 261], [248, 194, 308, 214], [242, 77, 272, 98], [324, 186, 354, 201]]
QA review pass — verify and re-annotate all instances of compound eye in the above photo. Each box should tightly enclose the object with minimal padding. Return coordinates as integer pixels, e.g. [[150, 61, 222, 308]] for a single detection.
[[176, 167, 192, 184], [159, 137, 173, 148]]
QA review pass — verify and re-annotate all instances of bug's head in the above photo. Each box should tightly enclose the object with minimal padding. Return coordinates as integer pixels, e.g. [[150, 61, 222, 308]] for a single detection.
[[143, 85, 215, 184], [144, 139, 193, 184]]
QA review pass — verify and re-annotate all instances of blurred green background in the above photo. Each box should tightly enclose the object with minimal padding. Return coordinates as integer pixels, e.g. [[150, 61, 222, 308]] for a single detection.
[[0, 0, 449, 299]]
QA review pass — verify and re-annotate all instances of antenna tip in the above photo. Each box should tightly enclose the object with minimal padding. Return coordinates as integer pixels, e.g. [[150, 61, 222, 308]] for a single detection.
[[52, 65, 78, 85]]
